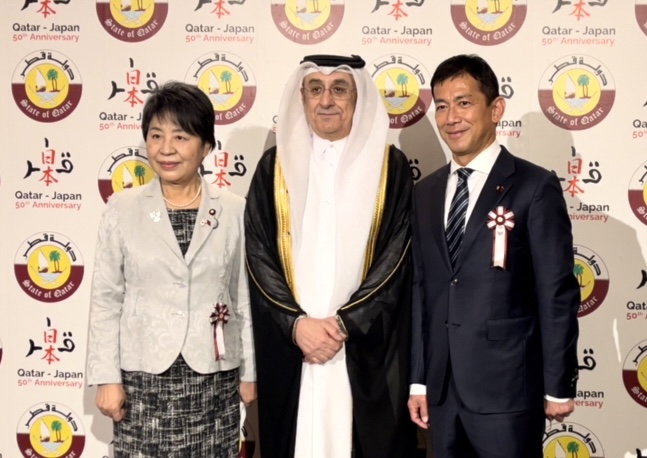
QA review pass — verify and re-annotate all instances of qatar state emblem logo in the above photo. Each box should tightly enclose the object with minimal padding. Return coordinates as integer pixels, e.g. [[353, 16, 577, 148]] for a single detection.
[[16, 402, 86, 458], [96, 0, 168, 42], [450, 0, 527, 45], [538, 55, 615, 131], [637, 0, 647, 37], [370, 54, 432, 129], [573, 245, 609, 318], [14, 232, 84, 303], [271, 0, 344, 44], [12, 50, 82, 123], [186, 52, 256, 126], [628, 162, 647, 227], [623, 339, 647, 409], [97, 146, 154, 203], [543, 422, 605, 458]]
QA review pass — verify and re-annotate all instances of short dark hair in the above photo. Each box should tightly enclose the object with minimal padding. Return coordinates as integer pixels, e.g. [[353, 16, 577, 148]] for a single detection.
[[141, 81, 216, 149], [430, 54, 500, 105]]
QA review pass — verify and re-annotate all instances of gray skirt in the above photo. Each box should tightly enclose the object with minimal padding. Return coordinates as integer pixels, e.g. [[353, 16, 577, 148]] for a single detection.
[[114, 355, 240, 458]]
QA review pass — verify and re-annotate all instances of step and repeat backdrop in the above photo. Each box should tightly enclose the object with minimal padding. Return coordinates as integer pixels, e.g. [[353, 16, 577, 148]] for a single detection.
[[1, 1, 647, 457]]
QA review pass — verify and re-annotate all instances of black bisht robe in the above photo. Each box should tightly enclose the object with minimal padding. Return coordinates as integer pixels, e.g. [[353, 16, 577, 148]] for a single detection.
[[244, 145, 417, 458]]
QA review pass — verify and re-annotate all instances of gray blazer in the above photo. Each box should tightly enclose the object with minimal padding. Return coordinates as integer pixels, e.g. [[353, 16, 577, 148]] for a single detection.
[[86, 177, 255, 385]]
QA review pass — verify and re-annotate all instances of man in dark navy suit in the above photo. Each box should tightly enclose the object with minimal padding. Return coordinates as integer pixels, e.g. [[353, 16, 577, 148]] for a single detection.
[[408, 54, 580, 458]]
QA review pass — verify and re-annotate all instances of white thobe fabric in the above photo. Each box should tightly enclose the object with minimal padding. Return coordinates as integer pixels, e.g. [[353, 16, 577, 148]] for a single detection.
[[294, 134, 353, 458], [275, 58, 389, 457]]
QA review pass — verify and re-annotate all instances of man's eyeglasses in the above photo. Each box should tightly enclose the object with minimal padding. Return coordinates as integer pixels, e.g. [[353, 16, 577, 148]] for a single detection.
[[302, 84, 355, 100]]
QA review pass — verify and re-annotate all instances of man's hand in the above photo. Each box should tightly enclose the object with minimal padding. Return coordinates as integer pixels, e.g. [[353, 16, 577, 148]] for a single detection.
[[96, 383, 126, 422], [240, 381, 257, 406], [544, 399, 575, 422], [408, 394, 429, 429], [295, 317, 345, 364]]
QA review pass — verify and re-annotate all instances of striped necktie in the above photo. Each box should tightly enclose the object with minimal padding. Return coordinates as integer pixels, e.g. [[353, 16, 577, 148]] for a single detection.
[[446, 168, 474, 268]]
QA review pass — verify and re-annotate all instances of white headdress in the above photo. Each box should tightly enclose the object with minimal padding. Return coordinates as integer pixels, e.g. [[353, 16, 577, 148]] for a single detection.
[[276, 55, 390, 307]]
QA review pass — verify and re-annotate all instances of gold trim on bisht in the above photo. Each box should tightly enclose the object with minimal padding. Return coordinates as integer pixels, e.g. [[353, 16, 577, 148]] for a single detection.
[[245, 255, 299, 313], [274, 157, 299, 302], [361, 145, 390, 279], [341, 240, 411, 311]]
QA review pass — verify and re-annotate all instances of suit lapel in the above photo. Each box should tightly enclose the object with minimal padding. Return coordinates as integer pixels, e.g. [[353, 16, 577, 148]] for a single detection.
[[142, 178, 185, 263], [184, 177, 222, 266], [428, 165, 453, 271], [455, 147, 515, 271]]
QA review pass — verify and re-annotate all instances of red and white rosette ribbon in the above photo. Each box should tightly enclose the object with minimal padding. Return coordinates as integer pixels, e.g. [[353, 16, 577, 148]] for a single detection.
[[210, 302, 230, 361], [486, 206, 515, 270]]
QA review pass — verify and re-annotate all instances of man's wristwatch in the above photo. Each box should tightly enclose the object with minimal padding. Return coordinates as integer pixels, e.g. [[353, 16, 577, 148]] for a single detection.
[[335, 315, 349, 341]]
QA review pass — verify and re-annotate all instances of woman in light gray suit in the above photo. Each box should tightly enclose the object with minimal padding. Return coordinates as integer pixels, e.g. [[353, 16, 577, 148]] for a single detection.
[[86, 82, 255, 458]]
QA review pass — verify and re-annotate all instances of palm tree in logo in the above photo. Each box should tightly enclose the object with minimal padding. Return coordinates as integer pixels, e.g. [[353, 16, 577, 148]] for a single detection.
[[577, 74, 590, 99], [51, 420, 63, 443], [310, 0, 320, 13], [573, 264, 585, 289], [490, 0, 502, 13], [396, 73, 409, 97], [134, 164, 146, 185], [566, 440, 579, 457], [49, 250, 62, 273], [47, 68, 59, 92], [136, 0, 144, 11], [221, 71, 233, 94]]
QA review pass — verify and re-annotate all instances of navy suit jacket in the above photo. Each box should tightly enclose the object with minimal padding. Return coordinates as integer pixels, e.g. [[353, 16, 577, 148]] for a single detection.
[[411, 147, 579, 414]]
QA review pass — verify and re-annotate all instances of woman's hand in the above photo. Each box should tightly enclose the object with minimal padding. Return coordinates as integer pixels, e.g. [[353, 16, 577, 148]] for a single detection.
[[96, 383, 126, 422], [240, 381, 257, 406]]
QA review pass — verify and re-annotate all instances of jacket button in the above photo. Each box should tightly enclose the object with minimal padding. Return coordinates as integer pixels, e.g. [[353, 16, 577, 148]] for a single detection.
[[450, 278, 458, 286]]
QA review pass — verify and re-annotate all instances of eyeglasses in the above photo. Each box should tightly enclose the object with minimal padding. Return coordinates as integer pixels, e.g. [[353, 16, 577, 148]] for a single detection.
[[302, 84, 355, 100]]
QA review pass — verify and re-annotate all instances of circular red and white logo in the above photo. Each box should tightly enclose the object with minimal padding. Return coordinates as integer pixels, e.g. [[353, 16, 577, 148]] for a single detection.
[[628, 160, 647, 226], [573, 245, 609, 318], [637, 0, 647, 37], [538, 55, 615, 131], [623, 339, 647, 408], [96, 0, 168, 42], [14, 232, 84, 303], [543, 421, 604, 458], [271, 0, 344, 44], [16, 402, 85, 458], [450, 0, 527, 45], [12, 50, 82, 123], [186, 52, 256, 125], [370, 54, 433, 129], [98, 146, 154, 203]]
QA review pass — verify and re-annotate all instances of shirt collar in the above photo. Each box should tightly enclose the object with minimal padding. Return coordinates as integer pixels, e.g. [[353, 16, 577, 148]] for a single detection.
[[449, 141, 501, 176], [312, 133, 347, 164]]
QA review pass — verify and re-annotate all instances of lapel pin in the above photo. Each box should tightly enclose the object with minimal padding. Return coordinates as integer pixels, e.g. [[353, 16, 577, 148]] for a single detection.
[[201, 208, 219, 229], [496, 185, 505, 193], [149, 211, 161, 223]]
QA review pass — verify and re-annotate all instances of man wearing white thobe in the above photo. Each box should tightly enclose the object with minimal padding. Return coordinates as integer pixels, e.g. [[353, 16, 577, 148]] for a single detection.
[[245, 54, 417, 458]]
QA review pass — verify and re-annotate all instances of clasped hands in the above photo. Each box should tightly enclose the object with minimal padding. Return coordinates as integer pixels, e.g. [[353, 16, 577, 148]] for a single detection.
[[294, 316, 347, 365]]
